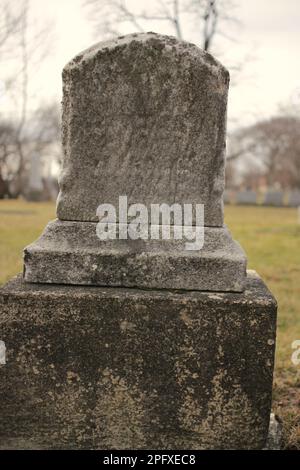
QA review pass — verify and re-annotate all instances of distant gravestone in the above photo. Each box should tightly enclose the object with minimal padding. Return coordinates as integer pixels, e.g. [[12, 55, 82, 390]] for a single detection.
[[0, 33, 277, 450], [26, 153, 44, 201], [223, 189, 233, 204], [236, 190, 257, 205], [263, 190, 284, 207], [287, 190, 300, 207]]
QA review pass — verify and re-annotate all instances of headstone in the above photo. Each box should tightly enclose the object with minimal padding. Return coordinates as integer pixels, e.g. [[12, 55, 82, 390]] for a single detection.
[[57, 35, 227, 226], [287, 189, 300, 207], [23, 32, 246, 293], [236, 189, 257, 205], [26, 152, 44, 201], [0, 33, 277, 450], [263, 190, 284, 207]]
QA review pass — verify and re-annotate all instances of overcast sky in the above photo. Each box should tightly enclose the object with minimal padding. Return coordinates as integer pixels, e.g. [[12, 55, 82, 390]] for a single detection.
[[1, 0, 300, 130]]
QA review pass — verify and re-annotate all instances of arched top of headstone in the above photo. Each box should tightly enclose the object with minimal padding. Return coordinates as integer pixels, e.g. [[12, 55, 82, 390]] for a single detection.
[[57, 32, 230, 226], [63, 32, 228, 77]]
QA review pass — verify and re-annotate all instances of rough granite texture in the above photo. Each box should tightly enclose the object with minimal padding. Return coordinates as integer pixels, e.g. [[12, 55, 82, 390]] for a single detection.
[[23, 33, 245, 291], [0, 271, 277, 450], [56, 32, 229, 226], [24, 219, 247, 292]]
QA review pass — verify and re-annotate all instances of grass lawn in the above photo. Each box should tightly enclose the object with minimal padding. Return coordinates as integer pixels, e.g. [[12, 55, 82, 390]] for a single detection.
[[225, 205, 300, 449], [0, 199, 299, 448]]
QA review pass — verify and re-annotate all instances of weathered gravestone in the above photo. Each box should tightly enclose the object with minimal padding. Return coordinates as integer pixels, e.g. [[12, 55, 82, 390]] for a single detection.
[[0, 33, 277, 450], [236, 189, 257, 205], [23, 33, 246, 292], [263, 190, 284, 207], [287, 189, 300, 207]]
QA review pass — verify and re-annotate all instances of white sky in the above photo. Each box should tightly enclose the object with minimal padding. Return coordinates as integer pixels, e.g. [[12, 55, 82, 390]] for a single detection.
[[1, 0, 300, 130]]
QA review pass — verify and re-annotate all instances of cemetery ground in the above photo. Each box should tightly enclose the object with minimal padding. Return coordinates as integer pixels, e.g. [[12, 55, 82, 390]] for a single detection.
[[0, 199, 299, 449]]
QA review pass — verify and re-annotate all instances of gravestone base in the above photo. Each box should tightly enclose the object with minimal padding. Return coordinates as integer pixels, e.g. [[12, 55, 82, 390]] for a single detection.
[[0, 271, 276, 450], [24, 220, 247, 292], [0, 414, 282, 451]]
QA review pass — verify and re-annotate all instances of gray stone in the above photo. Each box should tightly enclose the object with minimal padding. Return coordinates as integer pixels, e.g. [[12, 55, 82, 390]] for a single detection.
[[0, 271, 277, 450], [57, 32, 229, 227], [263, 190, 284, 207], [23, 33, 247, 291], [287, 190, 300, 207], [24, 219, 246, 292], [236, 190, 257, 205], [223, 189, 233, 204]]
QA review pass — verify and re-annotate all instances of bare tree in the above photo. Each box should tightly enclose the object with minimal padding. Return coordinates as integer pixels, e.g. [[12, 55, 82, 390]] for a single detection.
[[0, 0, 55, 197], [226, 129, 256, 162], [29, 102, 62, 170], [0, 1, 23, 53], [84, 0, 237, 52], [0, 100, 61, 198], [227, 116, 300, 190], [0, 121, 15, 197], [202, 0, 218, 50]]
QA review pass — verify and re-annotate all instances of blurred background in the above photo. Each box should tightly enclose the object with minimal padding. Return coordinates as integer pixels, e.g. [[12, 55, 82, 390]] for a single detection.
[[0, 0, 299, 449]]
